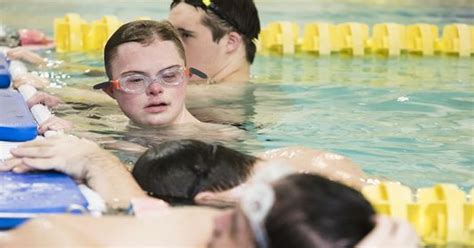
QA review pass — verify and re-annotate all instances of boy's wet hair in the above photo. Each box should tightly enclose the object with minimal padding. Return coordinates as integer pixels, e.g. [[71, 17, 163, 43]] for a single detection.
[[132, 139, 258, 205], [170, 0, 261, 64], [103, 20, 186, 79], [267, 174, 376, 248]]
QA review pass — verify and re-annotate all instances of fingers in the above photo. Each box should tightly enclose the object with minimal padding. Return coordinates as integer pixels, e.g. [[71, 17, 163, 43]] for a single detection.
[[22, 157, 62, 171], [12, 164, 35, 173], [1, 156, 63, 172], [1, 136, 87, 178], [14, 137, 56, 148], [9, 138, 61, 158], [37, 119, 57, 134], [10, 135, 76, 157], [2, 135, 92, 179], [37, 116, 73, 135], [7, 47, 46, 65], [27, 92, 62, 108], [10, 146, 56, 158], [8, 135, 77, 158], [13, 73, 49, 89], [6, 47, 29, 60], [0, 158, 23, 172], [0, 159, 35, 174]]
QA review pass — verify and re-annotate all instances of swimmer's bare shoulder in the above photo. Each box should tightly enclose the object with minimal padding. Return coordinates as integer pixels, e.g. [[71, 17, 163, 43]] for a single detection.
[[259, 146, 368, 190], [1, 207, 220, 247]]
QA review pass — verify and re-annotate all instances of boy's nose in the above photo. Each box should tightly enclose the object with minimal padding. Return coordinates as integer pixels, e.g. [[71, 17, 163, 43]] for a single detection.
[[146, 81, 163, 95]]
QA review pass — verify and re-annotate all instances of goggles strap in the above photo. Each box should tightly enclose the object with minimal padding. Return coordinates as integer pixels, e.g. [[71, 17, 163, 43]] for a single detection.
[[188, 0, 244, 35], [110, 80, 121, 90]]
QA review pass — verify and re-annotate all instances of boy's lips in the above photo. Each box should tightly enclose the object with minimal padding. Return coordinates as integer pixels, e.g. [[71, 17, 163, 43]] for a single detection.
[[144, 102, 169, 113]]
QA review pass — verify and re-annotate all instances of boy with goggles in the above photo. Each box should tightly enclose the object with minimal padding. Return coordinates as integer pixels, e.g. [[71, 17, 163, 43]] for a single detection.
[[93, 20, 207, 127]]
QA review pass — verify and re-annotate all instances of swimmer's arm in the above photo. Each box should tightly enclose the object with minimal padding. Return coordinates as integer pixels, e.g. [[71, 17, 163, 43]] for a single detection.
[[84, 148, 147, 208], [1, 135, 146, 207], [1, 209, 218, 247], [6, 47, 104, 76], [6, 47, 46, 65]]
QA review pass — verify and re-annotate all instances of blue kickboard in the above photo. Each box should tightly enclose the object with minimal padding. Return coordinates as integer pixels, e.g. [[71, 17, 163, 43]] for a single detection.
[[0, 53, 11, 89], [0, 89, 37, 141], [0, 171, 89, 229]]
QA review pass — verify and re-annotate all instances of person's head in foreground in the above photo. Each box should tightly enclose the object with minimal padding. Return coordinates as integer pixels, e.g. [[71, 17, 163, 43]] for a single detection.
[[211, 173, 376, 248], [132, 139, 368, 205], [93, 20, 206, 126], [169, 0, 260, 83], [133, 145, 376, 248], [132, 139, 258, 205]]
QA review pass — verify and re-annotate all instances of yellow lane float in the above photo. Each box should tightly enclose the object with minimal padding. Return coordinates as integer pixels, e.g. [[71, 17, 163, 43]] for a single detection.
[[53, 14, 473, 57], [363, 183, 474, 246]]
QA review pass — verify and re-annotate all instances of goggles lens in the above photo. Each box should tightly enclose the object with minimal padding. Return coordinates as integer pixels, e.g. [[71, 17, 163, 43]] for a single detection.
[[119, 65, 185, 94], [93, 66, 207, 92]]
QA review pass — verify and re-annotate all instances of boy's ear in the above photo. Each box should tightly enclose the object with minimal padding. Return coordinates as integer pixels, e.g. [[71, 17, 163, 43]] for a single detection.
[[225, 31, 243, 54], [194, 191, 216, 204], [103, 86, 116, 99], [194, 191, 239, 208]]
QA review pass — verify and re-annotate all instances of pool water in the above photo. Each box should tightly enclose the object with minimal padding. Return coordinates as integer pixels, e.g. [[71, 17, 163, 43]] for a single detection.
[[251, 55, 473, 190], [1, 0, 473, 190]]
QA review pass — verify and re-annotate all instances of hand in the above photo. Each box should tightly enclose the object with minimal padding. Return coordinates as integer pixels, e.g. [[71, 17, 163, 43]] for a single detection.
[[37, 115, 74, 135], [6, 47, 46, 65], [26, 91, 62, 108], [24, 92, 73, 134], [356, 215, 420, 248], [0, 135, 107, 180], [13, 73, 50, 89], [0, 136, 147, 205]]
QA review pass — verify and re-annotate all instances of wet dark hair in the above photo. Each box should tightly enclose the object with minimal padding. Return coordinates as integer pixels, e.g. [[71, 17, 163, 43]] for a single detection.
[[170, 0, 261, 63], [132, 139, 258, 205], [103, 20, 185, 79], [0, 33, 20, 47], [265, 174, 376, 248]]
